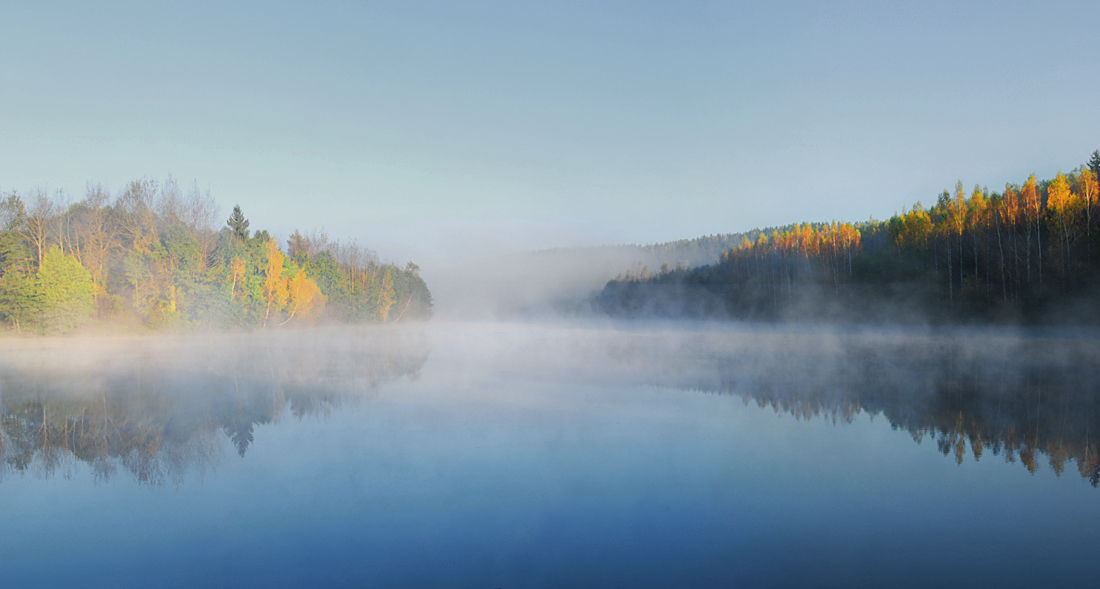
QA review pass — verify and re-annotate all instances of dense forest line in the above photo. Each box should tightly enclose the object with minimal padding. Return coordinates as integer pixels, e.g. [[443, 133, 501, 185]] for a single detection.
[[0, 177, 431, 333], [600, 151, 1100, 324]]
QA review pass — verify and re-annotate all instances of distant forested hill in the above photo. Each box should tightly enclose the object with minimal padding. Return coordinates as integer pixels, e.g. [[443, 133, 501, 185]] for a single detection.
[[0, 178, 431, 334], [427, 233, 777, 318], [638, 233, 756, 268], [427, 229, 824, 319], [599, 151, 1100, 325]]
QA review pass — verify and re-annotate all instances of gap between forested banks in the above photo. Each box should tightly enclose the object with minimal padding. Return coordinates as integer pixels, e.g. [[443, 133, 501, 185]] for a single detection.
[[599, 151, 1100, 325], [0, 178, 431, 334]]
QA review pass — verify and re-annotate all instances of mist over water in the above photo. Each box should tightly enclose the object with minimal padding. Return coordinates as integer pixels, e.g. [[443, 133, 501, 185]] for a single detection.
[[2, 321, 1100, 587]]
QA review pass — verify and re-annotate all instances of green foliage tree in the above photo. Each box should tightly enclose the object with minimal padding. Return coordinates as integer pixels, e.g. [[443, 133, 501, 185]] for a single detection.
[[0, 178, 432, 334], [35, 246, 94, 333], [0, 268, 39, 332]]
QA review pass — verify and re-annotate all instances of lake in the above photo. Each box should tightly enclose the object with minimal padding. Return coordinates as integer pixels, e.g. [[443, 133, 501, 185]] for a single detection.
[[2, 322, 1099, 588]]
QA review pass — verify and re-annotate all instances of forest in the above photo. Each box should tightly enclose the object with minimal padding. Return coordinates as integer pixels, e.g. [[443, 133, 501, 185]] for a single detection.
[[600, 151, 1100, 324], [0, 177, 432, 334]]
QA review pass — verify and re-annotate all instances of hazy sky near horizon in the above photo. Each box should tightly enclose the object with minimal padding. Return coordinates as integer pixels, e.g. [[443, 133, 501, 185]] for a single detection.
[[3, 1, 1100, 265]]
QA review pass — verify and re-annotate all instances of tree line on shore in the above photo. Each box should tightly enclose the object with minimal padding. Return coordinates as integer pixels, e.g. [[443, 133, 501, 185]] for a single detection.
[[600, 151, 1100, 323], [0, 177, 431, 333]]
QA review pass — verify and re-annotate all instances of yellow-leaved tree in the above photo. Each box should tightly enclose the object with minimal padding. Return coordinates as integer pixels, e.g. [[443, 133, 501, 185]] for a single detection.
[[1076, 169, 1098, 259], [229, 256, 246, 300], [262, 239, 288, 326], [281, 269, 326, 325], [379, 268, 395, 322], [1045, 171, 1074, 275]]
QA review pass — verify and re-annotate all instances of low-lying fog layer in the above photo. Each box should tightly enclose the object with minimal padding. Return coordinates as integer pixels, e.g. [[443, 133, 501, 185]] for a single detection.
[[3, 321, 1099, 486], [4, 321, 1100, 587]]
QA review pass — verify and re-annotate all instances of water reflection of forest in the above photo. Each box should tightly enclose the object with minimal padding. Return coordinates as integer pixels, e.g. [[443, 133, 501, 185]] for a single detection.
[[0, 327, 429, 486], [647, 329, 1100, 486], [4, 325, 1097, 488]]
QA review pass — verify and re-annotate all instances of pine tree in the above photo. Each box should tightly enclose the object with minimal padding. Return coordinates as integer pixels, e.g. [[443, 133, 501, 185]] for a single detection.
[[227, 205, 250, 241]]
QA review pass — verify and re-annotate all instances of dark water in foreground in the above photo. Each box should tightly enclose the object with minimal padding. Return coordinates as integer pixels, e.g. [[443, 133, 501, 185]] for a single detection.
[[2, 323, 1100, 588]]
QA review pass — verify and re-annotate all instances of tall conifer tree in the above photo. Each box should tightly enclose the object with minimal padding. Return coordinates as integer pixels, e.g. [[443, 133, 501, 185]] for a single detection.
[[227, 205, 250, 241]]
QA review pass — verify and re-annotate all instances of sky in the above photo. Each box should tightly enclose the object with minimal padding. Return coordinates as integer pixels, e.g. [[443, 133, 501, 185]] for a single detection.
[[2, 0, 1100, 267]]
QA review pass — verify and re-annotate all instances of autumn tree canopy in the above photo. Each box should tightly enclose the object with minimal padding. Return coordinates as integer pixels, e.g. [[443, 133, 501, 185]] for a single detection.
[[601, 152, 1100, 324], [0, 178, 432, 333]]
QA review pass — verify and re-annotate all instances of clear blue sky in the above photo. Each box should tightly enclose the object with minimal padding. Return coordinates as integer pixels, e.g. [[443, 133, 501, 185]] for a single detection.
[[2, 1, 1099, 264]]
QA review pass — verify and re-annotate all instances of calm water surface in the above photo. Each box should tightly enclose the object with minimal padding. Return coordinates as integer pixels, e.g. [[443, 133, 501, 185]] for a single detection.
[[2, 323, 1099, 587]]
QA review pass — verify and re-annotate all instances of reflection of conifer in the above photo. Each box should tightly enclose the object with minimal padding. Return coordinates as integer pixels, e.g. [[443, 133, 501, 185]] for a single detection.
[[225, 422, 255, 457]]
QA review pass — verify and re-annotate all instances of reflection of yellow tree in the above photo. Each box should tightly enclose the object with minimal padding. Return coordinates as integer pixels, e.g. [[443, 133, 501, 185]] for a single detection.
[[1079, 443, 1099, 483]]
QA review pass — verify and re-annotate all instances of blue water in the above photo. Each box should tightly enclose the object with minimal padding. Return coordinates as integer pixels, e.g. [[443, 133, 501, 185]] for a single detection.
[[1, 324, 1098, 587]]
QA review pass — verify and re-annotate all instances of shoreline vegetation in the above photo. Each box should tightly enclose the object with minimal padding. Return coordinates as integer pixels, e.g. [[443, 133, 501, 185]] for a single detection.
[[0, 177, 432, 334], [599, 151, 1100, 325]]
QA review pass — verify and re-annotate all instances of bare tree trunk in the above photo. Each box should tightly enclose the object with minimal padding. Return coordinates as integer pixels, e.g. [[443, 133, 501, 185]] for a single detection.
[[1025, 225, 1031, 284], [958, 231, 964, 289], [973, 231, 979, 291], [997, 220, 1007, 302], [947, 235, 953, 303], [1036, 216, 1042, 288], [26, 191, 55, 268], [1063, 216, 1069, 279], [391, 296, 414, 323]]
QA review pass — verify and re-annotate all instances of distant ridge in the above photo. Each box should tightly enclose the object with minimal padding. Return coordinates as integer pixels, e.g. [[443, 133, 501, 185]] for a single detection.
[[430, 227, 803, 318], [523, 223, 814, 270]]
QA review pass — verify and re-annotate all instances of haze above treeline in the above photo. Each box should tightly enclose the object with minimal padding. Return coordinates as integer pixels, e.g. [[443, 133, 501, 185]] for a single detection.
[[0, 177, 432, 334]]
